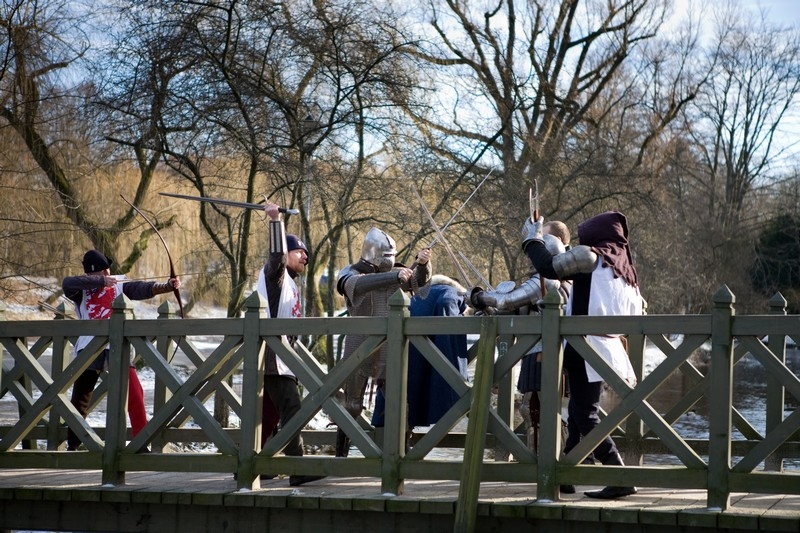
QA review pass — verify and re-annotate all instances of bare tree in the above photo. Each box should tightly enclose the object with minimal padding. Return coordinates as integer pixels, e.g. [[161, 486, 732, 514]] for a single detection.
[[651, 3, 800, 312], [686, 3, 800, 231], [99, 1, 422, 347], [397, 0, 701, 284], [0, 0, 185, 287]]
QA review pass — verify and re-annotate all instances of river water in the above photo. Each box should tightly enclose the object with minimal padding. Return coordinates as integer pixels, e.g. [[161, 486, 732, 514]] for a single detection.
[[602, 344, 800, 469]]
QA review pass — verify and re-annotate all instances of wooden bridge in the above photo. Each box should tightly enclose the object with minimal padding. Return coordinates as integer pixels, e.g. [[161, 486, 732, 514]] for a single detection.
[[1, 286, 799, 532]]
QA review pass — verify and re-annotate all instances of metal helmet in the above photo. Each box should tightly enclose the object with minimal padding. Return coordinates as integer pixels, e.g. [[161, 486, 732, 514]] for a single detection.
[[361, 227, 396, 272]]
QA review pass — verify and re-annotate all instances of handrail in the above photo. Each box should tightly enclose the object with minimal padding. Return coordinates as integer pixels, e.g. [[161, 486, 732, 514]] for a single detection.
[[0, 286, 799, 519]]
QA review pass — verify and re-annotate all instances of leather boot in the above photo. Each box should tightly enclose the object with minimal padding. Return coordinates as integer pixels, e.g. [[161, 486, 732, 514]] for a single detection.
[[335, 428, 351, 458], [584, 451, 637, 499], [67, 370, 100, 450]]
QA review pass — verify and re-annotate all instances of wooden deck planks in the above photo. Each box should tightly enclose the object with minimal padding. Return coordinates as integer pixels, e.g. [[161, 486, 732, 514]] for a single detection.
[[0, 469, 799, 532]]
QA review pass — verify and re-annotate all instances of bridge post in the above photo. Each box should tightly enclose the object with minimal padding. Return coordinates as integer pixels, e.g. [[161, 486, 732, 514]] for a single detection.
[[493, 333, 514, 461], [537, 289, 565, 501], [47, 302, 73, 450], [238, 291, 267, 489], [102, 294, 135, 486], [765, 292, 788, 472], [622, 298, 648, 466], [381, 289, 410, 495], [152, 300, 179, 452], [707, 285, 735, 511], [455, 315, 497, 532]]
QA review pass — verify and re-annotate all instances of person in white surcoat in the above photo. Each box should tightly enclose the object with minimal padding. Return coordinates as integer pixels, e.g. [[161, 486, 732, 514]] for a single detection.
[[522, 210, 643, 500], [255, 201, 324, 486]]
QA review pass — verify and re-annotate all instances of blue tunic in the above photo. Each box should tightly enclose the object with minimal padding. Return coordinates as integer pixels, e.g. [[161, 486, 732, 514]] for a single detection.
[[372, 283, 469, 428]]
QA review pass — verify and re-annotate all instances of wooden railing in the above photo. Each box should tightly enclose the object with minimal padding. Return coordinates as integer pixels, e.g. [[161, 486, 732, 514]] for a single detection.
[[1, 285, 799, 521]]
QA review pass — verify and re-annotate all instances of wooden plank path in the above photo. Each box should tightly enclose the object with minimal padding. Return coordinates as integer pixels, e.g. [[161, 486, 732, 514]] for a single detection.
[[1, 468, 799, 532]]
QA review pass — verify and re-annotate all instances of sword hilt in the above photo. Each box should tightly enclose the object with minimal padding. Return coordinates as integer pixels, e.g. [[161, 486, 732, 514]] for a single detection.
[[408, 245, 434, 272]]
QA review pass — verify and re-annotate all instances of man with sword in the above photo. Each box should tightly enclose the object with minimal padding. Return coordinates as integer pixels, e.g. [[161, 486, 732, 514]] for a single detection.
[[255, 199, 325, 486]]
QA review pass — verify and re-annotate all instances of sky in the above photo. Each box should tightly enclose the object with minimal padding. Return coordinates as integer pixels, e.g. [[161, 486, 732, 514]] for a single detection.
[[747, 0, 800, 25], [674, 1, 800, 28]]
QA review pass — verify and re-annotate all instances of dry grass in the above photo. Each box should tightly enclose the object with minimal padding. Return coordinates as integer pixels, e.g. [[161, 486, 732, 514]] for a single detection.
[[0, 276, 63, 320]]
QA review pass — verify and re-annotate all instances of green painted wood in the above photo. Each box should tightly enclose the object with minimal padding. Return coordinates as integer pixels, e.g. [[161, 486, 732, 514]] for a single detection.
[[352, 495, 389, 512], [491, 501, 530, 518], [678, 508, 720, 528], [14, 487, 44, 500], [538, 290, 565, 500], [526, 502, 563, 520], [562, 506, 601, 522], [420, 498, 456, 515], [707, 286, 735, 510], [601, 507, 640, 524], [192, 492, 225, 506], [624, 331, 647, 466], [48, 327, 71, 450], [494, 333, 515, 460], [320, 496, 354, 511], [454, 316, 497, 533], [3, 286, 800, 517], [385, 498, 420, 513], [382, 289, 410, 495], [639, 507, 687, 526], [102, 294, 133, 486], [100, 490, 132, 503], [758, 513, 800, 532], [152, 301, 179, 452], [69, 488, 102, 502], [253, 494, 289, 508], [131, 490, 163, 504], [1, 472, 800, 532], [238, 292, 266, 489], [286, 494, 321, 509], [729, 472, 800, 494], [161, 491, 193, 505]]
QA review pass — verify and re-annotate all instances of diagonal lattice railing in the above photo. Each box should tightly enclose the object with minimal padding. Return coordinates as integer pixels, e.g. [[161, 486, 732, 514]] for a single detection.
[[1, 286, 800, 512]]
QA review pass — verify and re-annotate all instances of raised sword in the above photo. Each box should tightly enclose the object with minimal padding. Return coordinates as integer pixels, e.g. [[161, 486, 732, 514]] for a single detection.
[[159, 192, 300, 215], [412, 185, 473, 286]]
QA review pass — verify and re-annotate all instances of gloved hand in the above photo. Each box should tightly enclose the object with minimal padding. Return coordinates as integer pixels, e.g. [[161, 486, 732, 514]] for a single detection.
[[469, 286, 487, 310], [521, 216, 544, 251]]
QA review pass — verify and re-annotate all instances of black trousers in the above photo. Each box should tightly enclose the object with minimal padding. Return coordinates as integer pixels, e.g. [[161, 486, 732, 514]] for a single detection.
[[562, 344, 618, 463], [264, 375, 304, 457], [66, 350, 108, 450]]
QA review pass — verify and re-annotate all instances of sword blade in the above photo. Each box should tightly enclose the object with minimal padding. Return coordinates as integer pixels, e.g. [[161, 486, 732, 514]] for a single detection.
[[159, 192, 300, 215], [433, 167, 494, 245], [412, 185, 473, 286], [458, 251, 493, 291]]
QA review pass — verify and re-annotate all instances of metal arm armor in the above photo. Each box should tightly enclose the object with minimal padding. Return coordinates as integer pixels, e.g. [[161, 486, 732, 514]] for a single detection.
[[338, 265, 403, 300], [472, 276, 562, 311], [552, 245, 598, 278]]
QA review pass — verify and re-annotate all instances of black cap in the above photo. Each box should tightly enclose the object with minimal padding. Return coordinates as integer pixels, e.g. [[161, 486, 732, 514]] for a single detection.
[[82, 250, 112, 273], [286, 234, 308, 254]]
